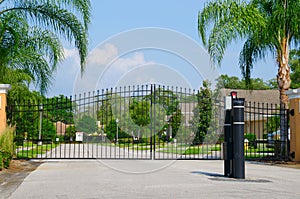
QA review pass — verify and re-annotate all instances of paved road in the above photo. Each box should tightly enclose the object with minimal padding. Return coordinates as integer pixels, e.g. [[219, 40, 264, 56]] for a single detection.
[[7, 160, 300, 199]]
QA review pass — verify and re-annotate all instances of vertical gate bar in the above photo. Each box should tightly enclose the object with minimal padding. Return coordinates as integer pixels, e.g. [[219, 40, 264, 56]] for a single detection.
[[80, 93, 83, 158], [110, 88, 113, 159], [73, 94, 77, 158], [132, 86, 135, 159], [249, 102, 253, 158], [126, 86, 128, 159], [100, 89, 103, 159], [285, 103, 288, 159], [114, 87, 117, 159], [57, 97, 62, 158], [149, 84, 152, 159], [102, 89, 105, 159], [118, 87, 121, 159], [186, 88, 190, 160], [244, 101, 247, 158], [142, 85, 145, 159], [265, 103, 269, 157], [127, 86, 130, 159], [97, 90, 100, 159], [123, 86, 126, 159], [175, 86, 178, 159], [170, 85, 173, 160], [69, 95, 72, 159], [87, 92, 90, 158], [183, 87, 187, 160], [91, 91, 94, 159], [252, 102, 261, 158], [153, 84, 156, 160], [63, 96, 66, 158]]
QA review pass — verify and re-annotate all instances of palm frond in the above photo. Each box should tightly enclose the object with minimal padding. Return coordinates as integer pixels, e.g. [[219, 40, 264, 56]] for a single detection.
[[198, 0, 266, 66]]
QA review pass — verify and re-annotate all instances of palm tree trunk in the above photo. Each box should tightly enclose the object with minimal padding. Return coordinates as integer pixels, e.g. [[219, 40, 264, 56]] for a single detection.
[[277, 38, 290, 158], [277, 38, 291, 106]]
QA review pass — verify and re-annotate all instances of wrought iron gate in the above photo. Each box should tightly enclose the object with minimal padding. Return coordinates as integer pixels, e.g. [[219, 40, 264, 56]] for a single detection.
[[9, 85, 223, 160]]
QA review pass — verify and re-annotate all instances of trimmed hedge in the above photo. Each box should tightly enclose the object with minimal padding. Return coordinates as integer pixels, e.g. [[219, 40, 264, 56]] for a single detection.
[[0, 127, 14, 170]]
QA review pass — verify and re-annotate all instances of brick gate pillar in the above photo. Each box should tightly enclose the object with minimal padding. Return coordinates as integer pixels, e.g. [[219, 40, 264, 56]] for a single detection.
[[286, 88, 300, 161], [0, 84, 11, 135]]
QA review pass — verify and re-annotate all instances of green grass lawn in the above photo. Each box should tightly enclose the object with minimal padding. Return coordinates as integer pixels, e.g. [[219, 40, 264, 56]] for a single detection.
[[16, 142, 59, 158], [156, 144, 222, 155]]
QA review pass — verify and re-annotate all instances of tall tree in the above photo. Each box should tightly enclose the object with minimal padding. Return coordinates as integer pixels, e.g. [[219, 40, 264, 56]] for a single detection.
[[129, 99, 151, 140], [0, 0, 91, 94], [190, 81, 212, 145], [198, 0, 300, 106]]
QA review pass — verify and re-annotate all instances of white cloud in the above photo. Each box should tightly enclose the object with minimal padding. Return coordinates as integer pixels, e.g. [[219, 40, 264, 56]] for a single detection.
[[111, 52, 154, 72], [88, 43, 118, 65], [63, 48, 79, 59]]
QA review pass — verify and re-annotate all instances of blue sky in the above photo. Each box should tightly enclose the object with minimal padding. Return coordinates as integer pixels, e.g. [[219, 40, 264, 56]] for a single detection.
[[47, 0, 277, 97]]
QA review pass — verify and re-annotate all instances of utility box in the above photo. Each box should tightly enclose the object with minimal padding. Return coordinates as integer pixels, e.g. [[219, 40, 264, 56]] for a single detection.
[[286, 89, 300, 161], [224, 96, 232, 110], [76, 132, 84, 142]]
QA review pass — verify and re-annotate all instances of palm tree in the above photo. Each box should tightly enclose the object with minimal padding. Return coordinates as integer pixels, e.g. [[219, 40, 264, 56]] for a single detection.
[[198, 0, 300, 106], [198, 0, 299, 158], [0, 0, 91, 94]]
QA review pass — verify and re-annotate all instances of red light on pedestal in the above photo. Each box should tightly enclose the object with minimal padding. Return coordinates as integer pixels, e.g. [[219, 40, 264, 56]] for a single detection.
[[230, 91, 237, 99]]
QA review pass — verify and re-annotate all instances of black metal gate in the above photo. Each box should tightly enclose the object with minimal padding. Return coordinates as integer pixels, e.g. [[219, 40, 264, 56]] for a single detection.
[[8, 85, 224, 160]]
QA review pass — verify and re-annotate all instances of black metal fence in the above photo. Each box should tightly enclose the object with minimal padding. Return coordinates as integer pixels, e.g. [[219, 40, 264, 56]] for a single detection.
[[8, 85, 223, 160], [244, 101, 289, 160], [7, 85, 289, 160]]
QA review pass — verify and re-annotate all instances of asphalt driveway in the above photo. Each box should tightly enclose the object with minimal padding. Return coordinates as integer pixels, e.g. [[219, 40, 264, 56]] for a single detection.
[[6, 160, 300, 199]]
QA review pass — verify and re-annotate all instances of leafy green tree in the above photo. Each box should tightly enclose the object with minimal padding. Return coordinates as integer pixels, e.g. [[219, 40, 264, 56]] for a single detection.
[[35, 118, 56, 140], [104, 119, 130, 142], [149, 88, 180, 115], [216, 74, 275, 90], [145, 88, 182, 141], [160, 109, 183, 142], [12, 104, 56, 141], [198, 0, 300, 106], [190, 81, 212, 145], [216, 75, 241, 89], [65, 126, 76, 141], [97, 99, 113, 126], [0, 0, 91, 94], [265, 116, 280, 133], [289, 49, 300, 89], [43, 95, 74, 124], [76, 115, 97, 134], [266, 78, 278, 90], [129, 99, 151, 139], [1, 67, 43, 105]]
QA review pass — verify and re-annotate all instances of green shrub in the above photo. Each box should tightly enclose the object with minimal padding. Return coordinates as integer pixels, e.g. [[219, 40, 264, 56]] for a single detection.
[[0, 149, 13, 169], [118, 138, 132, 144], [244, 133, 257, 148], [0, 127, 15, 169]]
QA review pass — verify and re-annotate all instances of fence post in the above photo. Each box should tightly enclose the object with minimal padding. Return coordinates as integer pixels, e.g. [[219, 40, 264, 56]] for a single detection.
[[0, 84, 11, 135], [286, 89, 300, 161]]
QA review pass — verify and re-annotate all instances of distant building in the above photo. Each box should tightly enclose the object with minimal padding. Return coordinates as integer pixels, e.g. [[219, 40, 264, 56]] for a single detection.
[[219, 89, 281, 139], [55, 121, 73, 136]]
